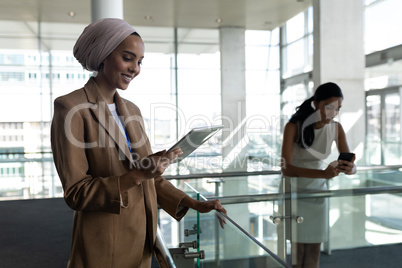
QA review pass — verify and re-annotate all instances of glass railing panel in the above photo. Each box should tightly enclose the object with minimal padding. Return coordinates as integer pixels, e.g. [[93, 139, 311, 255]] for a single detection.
[[159, 181, 287, 267], [181, 174, 288, 259], [212, 201, 284, 258], [167, 166, 402, 195], [286, 168, 402, 266], [327, 193, 402, 251], [158, 189, 201, 251], [329, 167, 402, 190], [161, 167, 402, 267], [197, 208, 286, 268], [179, 173, 283, 198]]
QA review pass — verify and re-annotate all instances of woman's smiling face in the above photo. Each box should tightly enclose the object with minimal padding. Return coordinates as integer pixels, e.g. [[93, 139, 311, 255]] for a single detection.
[[98, 34, 145, 91]]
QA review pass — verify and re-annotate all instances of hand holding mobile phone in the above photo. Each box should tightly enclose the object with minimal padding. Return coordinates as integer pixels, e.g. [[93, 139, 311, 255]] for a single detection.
[[338, 152, 355, 165]]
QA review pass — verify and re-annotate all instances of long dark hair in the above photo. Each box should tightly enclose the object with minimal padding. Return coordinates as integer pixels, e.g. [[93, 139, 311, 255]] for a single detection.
[[289, 82, 343, 148]]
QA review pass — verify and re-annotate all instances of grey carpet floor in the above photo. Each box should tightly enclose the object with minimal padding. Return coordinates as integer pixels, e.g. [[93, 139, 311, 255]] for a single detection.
[[1, 198, 401, 268]]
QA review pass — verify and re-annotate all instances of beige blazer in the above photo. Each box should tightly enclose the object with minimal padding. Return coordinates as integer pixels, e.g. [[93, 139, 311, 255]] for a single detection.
[[51, 78, 188, 268]]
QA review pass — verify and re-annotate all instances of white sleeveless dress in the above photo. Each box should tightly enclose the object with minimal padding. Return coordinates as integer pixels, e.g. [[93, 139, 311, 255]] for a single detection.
[[289, 122, 337, 243]]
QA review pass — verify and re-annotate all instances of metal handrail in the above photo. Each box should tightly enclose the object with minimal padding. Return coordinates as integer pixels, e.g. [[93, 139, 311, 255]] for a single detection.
[[155, 225, 176, 268], [164, 165, 402, 205], [213, 185, 402, 205], [164, 165, 402, 181], [164, 169, 281, 180]]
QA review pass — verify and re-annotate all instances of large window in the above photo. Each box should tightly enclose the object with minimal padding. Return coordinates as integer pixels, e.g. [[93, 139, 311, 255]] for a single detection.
[[0, 21, 224, 199], [281, 7, 313, 79], [365, 0, 402, 54], [280, 8, 314, 130], [364, 0, 402, 90], [175, 28, 222, 173], [364, 0, 402, 165], [119, 26, 177, 153], [245, 29, 281, 170]]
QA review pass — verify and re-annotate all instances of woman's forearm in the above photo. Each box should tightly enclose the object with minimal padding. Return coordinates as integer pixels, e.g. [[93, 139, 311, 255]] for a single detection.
[[119, 169, 146, 193], [179, 195, 198, 210], [282, 162, 326, 179]]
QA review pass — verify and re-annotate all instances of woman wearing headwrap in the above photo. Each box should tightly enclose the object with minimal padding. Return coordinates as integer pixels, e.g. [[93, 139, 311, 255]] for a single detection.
[[51, 18, 226, 268]]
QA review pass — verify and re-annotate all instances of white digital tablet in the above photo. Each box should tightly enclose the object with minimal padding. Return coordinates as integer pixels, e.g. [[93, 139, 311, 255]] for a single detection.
[[167, 125, 223, 162]]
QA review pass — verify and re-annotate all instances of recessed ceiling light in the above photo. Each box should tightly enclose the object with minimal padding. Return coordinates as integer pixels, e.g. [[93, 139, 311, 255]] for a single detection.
[[216, 18, 222, 23], [68, 11, 75, 17]]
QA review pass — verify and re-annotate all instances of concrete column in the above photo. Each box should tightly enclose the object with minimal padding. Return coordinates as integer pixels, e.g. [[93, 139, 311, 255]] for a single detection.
[[312, 0, 366, 251], [219, 26, 249, 260], [91, 0, 123, 22], [220, 27, 247, 172], [313, 0, 365, 154]]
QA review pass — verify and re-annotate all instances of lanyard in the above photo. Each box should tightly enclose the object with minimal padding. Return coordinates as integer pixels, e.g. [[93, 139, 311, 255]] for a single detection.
[[124, 127, 131, 152]]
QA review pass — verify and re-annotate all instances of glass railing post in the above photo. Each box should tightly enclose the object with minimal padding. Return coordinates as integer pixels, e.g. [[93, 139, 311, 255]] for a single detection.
[[322, 198, 331, 255], [196, 193, 200, 268], [287, 176, 295, 267], [275, 176, 287, 263]]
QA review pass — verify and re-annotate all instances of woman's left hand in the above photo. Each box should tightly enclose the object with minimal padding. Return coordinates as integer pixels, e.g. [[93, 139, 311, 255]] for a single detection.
[[195, 199, 227, 229], [336, 160, 357, 175]]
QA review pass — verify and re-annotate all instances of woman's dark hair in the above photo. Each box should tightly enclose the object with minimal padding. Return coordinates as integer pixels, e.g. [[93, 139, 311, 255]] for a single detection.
[[289, 82, 343, 148]]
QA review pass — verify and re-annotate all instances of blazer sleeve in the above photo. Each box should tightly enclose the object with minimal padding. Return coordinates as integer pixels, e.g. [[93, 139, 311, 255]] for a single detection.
[[51, 97, 122, 214], [154, 176, 190, 221]]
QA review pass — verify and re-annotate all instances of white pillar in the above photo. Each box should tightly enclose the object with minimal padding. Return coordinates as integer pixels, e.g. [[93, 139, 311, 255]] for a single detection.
[[91, 0, 123, 22], [219, 26, 249, 260], [220, 27, 247, 172], [313, 0, 365, 154], [313, 0, 366, 251]]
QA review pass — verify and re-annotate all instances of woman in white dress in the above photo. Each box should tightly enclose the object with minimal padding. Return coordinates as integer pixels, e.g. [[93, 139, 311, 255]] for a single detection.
[[281, 82, 356, 267]]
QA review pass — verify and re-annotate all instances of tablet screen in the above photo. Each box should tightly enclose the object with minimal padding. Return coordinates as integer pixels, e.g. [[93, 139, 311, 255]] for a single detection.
[[167, 125, 223, 162]]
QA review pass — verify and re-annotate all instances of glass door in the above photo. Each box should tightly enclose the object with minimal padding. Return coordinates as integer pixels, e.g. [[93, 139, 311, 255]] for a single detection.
[[366, 87, 402, 165]]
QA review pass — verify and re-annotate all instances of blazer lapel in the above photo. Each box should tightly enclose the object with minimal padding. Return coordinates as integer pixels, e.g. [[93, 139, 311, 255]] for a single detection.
[[114, 92, 151, 161], [114, 92, 159, 248], [84, 78, 133, 163]]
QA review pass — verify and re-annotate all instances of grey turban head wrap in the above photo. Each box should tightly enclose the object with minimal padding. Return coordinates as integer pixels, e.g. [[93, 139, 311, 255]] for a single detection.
[[73, 18, 137, 71]]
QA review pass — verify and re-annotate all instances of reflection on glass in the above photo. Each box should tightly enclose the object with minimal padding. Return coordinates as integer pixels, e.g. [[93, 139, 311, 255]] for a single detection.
[[384, 93, 400, 142], [366, 91, 402, 165], [366, 95, 381, 142], [365, 61, 402, 89]]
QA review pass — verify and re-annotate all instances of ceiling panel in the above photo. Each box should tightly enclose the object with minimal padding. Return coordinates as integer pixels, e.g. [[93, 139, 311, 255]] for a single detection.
[[0, 0, 312, 30]]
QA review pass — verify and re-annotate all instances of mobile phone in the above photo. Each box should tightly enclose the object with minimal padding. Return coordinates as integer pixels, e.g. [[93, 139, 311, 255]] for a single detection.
[[338, 152, 355, 163]]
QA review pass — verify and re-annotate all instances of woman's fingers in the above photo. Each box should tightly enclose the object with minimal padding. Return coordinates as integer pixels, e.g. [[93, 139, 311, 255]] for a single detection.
[[336, 160, 354, 174]]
